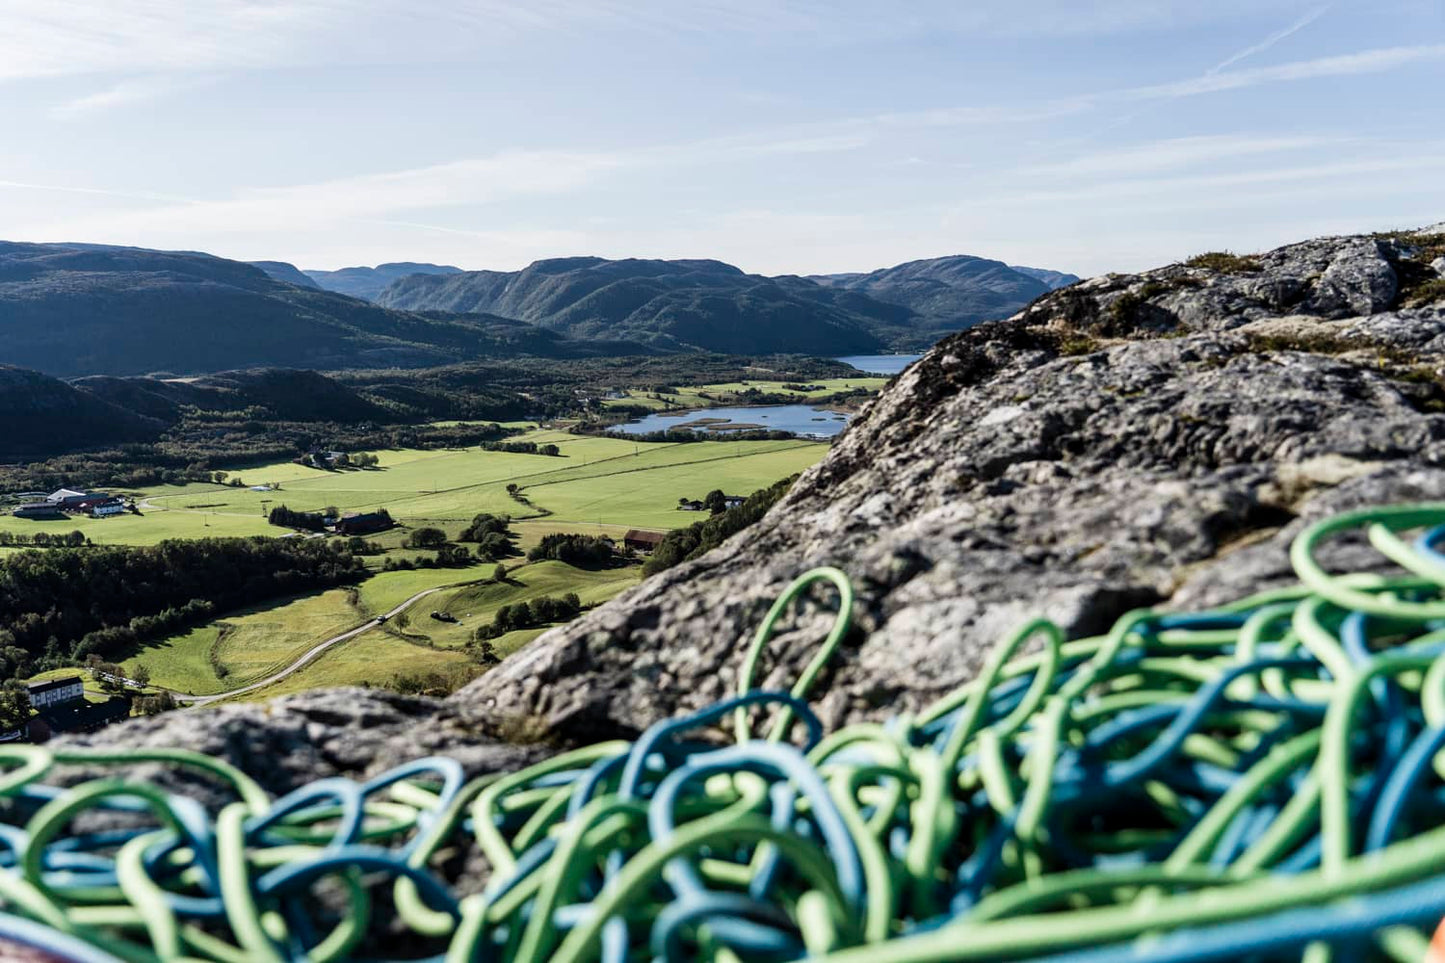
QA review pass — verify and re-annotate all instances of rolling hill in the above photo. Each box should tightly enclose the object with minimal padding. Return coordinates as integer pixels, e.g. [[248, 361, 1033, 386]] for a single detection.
[[305, 262, 462, 301], [376, 254, 1077, 351], [808, 255, 1080, 341], [248, 260, 321, 288], [0, 242, 653, 378], [375, 256, 904, 354], [0, 365, 164, 459]]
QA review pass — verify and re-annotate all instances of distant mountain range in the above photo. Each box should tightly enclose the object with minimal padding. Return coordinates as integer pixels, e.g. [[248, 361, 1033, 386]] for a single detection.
[[807, 256, 1080, 341], [303, 262, 462, 301], [372, 257, 909, 355], [0, 240, 1078, 378], [0, 242, 649, 378], [367, 254, 1075, 353]]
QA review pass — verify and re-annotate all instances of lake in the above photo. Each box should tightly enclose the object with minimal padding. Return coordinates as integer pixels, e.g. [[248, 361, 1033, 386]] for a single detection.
[[834, 353, 922, 375], [612, 404, 850, 439]]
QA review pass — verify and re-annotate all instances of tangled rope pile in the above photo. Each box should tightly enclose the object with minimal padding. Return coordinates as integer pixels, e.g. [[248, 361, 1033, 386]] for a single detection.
[[11, 504, 1445, 961]]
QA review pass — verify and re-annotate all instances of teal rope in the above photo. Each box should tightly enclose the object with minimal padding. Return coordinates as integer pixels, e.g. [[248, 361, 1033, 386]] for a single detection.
[[11, 507, 1445, 960]]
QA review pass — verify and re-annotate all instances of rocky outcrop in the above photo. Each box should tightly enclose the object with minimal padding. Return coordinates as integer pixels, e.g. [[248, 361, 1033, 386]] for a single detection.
[[67, 226, 1445, 788]]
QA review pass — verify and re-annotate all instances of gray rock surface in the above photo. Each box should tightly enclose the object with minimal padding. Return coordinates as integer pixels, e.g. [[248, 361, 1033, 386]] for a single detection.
[[71, 227, 1445, 787]]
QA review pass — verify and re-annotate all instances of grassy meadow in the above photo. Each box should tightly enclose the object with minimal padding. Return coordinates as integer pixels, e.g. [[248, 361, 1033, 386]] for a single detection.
[[14, 426, 824, 702], [189, 559, 640, 702]]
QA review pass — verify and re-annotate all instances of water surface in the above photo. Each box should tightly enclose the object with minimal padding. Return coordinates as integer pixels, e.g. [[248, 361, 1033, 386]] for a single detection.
[[834, 354, 922, 375], [613, 404, 848, 439]]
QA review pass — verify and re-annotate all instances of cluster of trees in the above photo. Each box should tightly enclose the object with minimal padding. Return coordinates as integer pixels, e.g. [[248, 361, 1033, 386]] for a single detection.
[[405, 527, 449, 549], [86, 655, 150, 692], [403, 524, 500, 567], [678, 490, 733, 515], [473, 593, 584, 640], [528, 533, 614, 568], [298, 451, 382, 470], [480, 440, 560, 456], [0, 538, 366, 669], [343, 536, 385, 556], [0, 530, 90, 549], [134, 691, 177, 715], [0, 680, 31, 730], [384, 665, 483, 697], [458, 513, 513, 560], [267, 505, 328, 532], [645, 476, 796, 575], [387, 529, 473, 569]]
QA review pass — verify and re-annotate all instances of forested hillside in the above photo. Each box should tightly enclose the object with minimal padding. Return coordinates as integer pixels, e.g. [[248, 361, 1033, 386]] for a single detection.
[[305, 262, 462, 301], [0, 539, 366, 678], [809, 255, 1078, 342], [0, 242, 652, 377], [376, 256, 901, 354]]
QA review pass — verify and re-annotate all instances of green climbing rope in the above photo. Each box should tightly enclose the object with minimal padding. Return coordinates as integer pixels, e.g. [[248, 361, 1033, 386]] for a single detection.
[[9, 505, 1445, 961]]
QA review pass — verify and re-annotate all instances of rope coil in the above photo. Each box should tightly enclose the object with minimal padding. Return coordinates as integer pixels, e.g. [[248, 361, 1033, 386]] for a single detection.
[[7, 506, 1445, 960]]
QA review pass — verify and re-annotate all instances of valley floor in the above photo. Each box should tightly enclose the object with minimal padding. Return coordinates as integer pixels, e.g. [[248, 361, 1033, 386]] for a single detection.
[[10, 427, 826, 702]]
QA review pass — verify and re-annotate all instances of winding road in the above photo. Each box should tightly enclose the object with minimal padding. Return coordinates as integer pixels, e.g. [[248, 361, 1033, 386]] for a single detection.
[[175, 585, 453, 707]]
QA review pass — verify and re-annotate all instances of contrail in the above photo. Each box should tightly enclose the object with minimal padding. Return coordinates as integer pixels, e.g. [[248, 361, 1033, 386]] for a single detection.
[[1207, 4, 1332, 75]]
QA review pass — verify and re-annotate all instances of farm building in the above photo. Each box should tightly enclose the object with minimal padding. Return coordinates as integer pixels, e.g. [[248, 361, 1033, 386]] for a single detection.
[[28, 698, 131, 743], [27, 676, 84, 710], [12, 502, 63, 519], [335, 511, 393, 535], [45, 489, 102, 509], [88, 498, 127, 518], [623, 529, 667, 553]]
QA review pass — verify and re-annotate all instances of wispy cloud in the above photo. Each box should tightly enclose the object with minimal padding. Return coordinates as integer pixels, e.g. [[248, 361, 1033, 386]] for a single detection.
[[1126, 43, 1445, 100], [0, 0, 1324, 88], [51, 75, 193, 118], [1207, 4, 1332, 74], [0, 179, 193, 204], [1023, 134, 1348, 178]]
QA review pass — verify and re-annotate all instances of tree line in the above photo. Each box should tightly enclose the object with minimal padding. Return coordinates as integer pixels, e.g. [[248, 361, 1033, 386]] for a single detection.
[[479, 440, 560, 456], [528, 533, 615, 568], [0, 538, 367, 678], [0, 530, 90, 549], [644, 476, 796, 575], [473, 593, 584, 641]]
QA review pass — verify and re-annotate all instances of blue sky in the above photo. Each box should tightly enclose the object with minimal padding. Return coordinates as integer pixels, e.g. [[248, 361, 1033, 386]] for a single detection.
[[0, 0, 1441, 277]]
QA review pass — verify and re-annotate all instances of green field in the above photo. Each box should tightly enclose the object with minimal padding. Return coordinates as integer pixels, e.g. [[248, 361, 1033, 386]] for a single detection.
[[211, 560, 639, 701], [121, 559, 640, 701], [12, 427, 822, 702], [129, 431, 824, 532]]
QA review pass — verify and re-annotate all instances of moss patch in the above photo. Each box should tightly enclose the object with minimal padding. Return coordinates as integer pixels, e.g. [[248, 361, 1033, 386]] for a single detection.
[[1186, 252, 1263, 273]]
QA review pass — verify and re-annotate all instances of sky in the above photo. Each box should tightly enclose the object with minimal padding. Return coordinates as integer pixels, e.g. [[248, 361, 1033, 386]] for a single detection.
[[0, 0, 1442, 278]]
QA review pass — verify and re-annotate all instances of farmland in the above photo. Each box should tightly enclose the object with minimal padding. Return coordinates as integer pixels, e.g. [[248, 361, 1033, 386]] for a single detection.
[[10, 427, 823, 702], [0, 429, 825, 545], [126, 560, 642, 701]]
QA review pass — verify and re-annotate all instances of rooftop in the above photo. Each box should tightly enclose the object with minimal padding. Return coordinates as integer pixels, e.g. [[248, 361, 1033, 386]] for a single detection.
[[37, 698, 130, 733], [28, 676, 84, 694]]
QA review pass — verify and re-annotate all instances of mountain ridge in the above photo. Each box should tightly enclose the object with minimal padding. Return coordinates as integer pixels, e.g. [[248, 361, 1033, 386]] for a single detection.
[[0, 242, 656, 377], [304, 262, 463, 301], [374, 256, 899, 354], [807, 254, 1079, 341]]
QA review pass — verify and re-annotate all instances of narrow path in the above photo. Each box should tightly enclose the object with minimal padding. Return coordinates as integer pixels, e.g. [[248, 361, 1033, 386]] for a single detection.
[[175, 585, 454, 707]]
